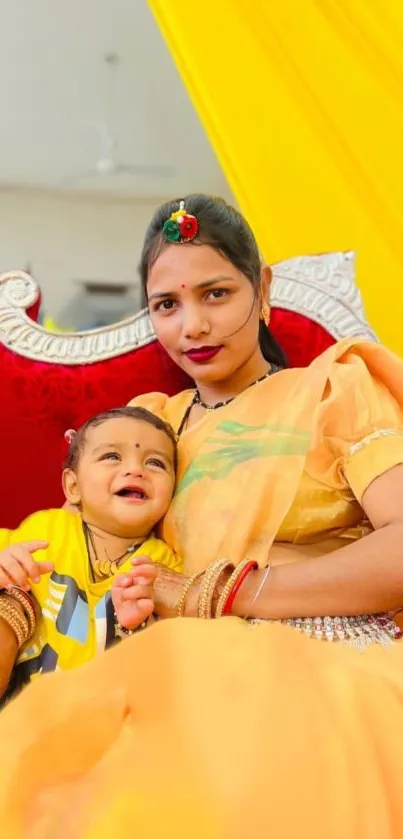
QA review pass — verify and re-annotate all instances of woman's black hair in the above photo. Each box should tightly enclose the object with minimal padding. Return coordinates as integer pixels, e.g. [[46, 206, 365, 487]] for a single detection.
[[65, 406, 177, 472], [139, 194, 287, 368]]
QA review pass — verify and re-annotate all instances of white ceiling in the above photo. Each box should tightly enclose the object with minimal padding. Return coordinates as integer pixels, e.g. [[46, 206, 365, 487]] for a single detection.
[[0, 0, 231, 199]]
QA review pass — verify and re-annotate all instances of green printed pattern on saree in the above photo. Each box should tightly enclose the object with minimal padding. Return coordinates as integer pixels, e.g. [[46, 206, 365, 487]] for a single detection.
[[177, 420, 310, 494]]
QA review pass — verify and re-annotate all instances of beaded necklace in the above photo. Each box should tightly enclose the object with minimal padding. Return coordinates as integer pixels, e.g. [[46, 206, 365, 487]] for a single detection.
[[177, 365, 281, 436], [193, 367, 280, 411]]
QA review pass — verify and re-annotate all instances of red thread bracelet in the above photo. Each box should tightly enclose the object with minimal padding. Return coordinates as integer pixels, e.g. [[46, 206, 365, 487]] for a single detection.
[[223, 561, 258, 616]]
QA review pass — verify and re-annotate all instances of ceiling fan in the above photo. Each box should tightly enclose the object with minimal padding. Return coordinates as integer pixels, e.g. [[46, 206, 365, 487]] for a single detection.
[[61, 53, 175, 186]]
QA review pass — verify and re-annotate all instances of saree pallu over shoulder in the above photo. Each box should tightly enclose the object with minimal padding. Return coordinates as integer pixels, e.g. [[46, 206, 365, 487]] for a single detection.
[[132, 339, 403, 574]]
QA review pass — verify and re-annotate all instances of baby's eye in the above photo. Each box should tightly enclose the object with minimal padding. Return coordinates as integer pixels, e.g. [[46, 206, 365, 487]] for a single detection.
[[146, 457, 166, 470], [100, 452, 120, 461]]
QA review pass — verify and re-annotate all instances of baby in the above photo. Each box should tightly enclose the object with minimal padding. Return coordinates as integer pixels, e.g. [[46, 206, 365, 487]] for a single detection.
[[0, 406, 180, 700]]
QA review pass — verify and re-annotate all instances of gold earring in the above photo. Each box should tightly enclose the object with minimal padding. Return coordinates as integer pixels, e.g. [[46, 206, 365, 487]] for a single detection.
[[260, 301, 270, 324]]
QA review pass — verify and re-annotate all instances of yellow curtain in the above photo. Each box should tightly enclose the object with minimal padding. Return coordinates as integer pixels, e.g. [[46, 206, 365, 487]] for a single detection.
[[148, 0, 403, 355]]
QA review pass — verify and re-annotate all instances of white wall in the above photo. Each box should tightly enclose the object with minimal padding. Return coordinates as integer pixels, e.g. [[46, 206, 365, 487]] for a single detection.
[[0, 187, 163, 318]]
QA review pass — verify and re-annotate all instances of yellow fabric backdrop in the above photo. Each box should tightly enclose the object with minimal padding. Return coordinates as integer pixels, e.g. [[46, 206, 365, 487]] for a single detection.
[[148, 0, 403, 355]]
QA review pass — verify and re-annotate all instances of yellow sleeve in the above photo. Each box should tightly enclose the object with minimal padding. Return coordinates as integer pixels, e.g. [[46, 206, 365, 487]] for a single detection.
[[142, 537, 183, 573], [315, 347, 403, 502], [0, 509, 66, 553], [0, 527, 12, 551]]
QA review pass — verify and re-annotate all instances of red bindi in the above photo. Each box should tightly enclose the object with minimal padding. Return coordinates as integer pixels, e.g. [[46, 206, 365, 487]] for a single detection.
[[181, 283, 186, 289]]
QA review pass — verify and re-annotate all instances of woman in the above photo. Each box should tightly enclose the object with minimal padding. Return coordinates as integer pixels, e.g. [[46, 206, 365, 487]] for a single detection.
[[1, 195, 403, 838]]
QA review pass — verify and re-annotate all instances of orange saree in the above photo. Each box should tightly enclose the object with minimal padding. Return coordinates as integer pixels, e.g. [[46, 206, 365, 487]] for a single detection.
[[1, 338, 403, 838]]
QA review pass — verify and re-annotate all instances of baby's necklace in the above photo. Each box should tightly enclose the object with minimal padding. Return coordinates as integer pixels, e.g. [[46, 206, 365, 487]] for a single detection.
[[193, 367, 277, 411], [83, 521, 143, 579]]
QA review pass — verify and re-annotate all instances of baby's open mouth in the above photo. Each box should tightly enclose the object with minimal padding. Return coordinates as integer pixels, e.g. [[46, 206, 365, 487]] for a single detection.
[[115, 488, 147, 499]]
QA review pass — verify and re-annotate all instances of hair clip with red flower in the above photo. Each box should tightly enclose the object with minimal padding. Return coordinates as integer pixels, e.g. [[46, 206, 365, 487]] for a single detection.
[[162, 200, 199, 243]]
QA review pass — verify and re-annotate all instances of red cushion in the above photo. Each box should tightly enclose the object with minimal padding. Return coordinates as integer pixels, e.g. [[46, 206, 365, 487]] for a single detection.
[[270, 308, 335, 367], [0, 309, 335, 528], [26, 292, 41, 324]]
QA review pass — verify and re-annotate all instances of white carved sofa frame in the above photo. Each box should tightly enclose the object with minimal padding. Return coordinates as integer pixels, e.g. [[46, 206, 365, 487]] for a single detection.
[[0, 251, 376, 365]]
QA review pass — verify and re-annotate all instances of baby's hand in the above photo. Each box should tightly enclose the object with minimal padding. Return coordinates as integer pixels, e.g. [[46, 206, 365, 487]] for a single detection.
[[0, 541, 53, 591], [112, 555, 157, 631]]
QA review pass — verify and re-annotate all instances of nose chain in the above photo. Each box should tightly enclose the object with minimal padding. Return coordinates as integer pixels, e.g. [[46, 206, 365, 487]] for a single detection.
[[193, 366, 279, 411]]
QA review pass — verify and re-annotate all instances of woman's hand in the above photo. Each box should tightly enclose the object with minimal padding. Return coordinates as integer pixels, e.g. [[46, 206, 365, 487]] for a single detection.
[[153, 565, 199, 619]]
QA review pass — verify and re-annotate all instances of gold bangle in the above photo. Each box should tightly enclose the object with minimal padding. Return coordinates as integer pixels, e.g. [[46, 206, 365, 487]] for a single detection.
[[177, 571, 204, 617], [197, 559, 234, 620], [0, 596, 29, 649], [207, 560, 234, 617], [197, 560, 228, 620], [5, 588, 37, 639], [0, 593, 30, 629], [2, 601, 29, 647], [0, 595, 27, 627], [215, 559, 253, 619]]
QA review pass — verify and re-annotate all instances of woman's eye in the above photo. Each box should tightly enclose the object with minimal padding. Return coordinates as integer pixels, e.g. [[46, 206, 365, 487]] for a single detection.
[[155, 299, 177, 312], [206, 288, 229, 300], [146, 457, 166, 470]]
